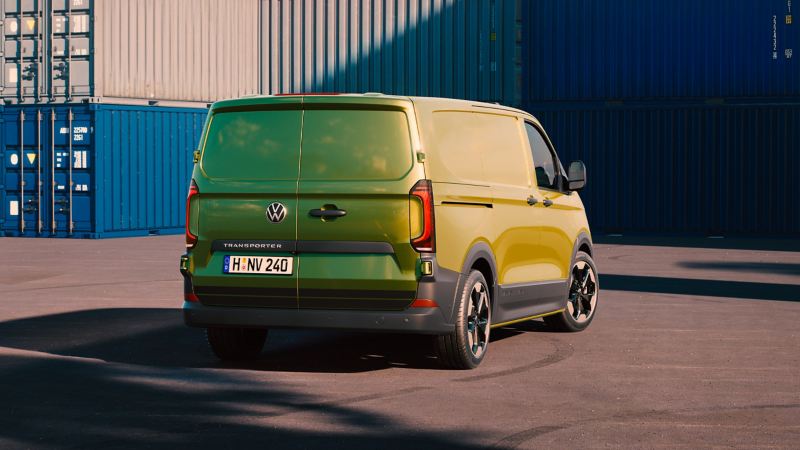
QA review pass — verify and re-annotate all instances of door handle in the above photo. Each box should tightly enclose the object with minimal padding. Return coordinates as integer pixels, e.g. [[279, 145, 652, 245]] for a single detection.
[[526, 196, 538, 206], [309, 208, 347, 218], [543, 199, 554, 207]]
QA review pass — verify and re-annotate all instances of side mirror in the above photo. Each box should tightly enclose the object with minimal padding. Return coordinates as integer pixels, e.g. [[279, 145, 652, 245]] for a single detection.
[[567, 161, 586, 191]]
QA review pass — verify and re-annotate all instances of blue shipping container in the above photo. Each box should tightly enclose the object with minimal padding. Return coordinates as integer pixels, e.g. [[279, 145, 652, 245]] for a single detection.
[[522, 0, 799, 102], [261, 0, 521, 105], [528, 101, 800, 235], [1, 103, 207, 238]]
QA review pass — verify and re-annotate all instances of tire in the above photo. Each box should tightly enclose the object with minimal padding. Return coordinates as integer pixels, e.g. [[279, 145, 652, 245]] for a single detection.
[[436, 270, 492, 369], [206, 327, 268, 361], [544, 251, 599, 332]]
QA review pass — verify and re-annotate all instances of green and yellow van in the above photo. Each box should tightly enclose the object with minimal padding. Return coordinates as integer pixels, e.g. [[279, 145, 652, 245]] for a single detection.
[[181, 94, 598, 369]]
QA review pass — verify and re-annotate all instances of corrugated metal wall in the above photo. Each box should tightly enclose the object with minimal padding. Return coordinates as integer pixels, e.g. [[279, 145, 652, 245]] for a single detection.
[[2, 0, 261, 104], [521, 0, 798, 102], [92, 104, 207, 236], [261, 0, 521, 105], [531, 102, 800, 235], [2, 0, 795, 238], [95, 0, 260, 102], [0, 103, 207, 238], [520, 0, 799, 236]]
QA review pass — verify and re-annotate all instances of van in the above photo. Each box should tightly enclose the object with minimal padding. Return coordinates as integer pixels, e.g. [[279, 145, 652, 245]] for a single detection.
[[180, 94, 598, 369]]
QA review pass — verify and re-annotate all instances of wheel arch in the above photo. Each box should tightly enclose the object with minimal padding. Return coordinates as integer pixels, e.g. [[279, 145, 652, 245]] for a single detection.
[[572, 232, 594, 264], [455, 241, 499, 320]]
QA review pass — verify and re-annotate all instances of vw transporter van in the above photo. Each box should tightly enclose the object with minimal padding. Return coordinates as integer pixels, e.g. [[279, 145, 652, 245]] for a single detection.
[[180, 94, 598, 369]]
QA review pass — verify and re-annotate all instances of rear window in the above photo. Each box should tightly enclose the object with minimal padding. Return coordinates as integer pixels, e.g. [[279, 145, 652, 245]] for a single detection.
[[200, 110, 302, 180], [300, 110, 413, 180]]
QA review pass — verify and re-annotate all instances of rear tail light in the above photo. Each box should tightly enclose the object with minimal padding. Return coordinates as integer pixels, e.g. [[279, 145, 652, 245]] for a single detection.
[[410, 179, 435, 253], [185, 180, 199, 249]]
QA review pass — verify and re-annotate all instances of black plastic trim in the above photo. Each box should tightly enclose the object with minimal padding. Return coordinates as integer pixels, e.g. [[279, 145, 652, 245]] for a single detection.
[[183, 274, 194, 294], [459, 243, 499, 286], [440, 201, 493, 208], [195, 286, 296, 297], [199, 296, 297, 309], [494, 280, 568, 325], [456, 242, 500, 323], [572, 233, 594, 261], [212, 240, 296, 253], [211, 240, 394, 254], [296, 241, 394, 254], [184, 301, 454, 334], [414, 257, 461, 326], [298, 288, 414, 300], [194, 285, 297, 308], [309, 208, 347, 218], [299, 299, 412, 311]]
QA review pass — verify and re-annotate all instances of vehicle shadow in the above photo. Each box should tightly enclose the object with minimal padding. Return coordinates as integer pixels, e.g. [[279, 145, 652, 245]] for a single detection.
[[0, 308, 446, 373], [489, 319, 551, 343], [0, 308, 554, 374]]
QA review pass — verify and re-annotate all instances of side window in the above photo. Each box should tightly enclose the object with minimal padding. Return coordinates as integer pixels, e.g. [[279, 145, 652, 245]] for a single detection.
[[524, 122, 559, 190]]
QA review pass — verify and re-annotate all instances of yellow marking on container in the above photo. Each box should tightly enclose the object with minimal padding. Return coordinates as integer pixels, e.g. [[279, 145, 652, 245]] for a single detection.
[[491, 309, 565, 329], [787, 15, 792, 25], [27, 153, 36, 164]]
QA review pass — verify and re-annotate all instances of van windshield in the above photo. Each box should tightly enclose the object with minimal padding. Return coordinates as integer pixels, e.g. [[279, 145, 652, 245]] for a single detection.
[[300, 109, 413, 180], [201, 109, 303, 180]]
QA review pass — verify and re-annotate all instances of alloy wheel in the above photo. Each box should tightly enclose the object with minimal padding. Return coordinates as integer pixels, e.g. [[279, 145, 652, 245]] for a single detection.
[[466, 281, 490, 358], [567, 260, 598, 323]]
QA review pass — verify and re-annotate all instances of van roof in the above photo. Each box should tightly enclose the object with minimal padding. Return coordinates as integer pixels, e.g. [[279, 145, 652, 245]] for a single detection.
[[212, 93, 533, 119]]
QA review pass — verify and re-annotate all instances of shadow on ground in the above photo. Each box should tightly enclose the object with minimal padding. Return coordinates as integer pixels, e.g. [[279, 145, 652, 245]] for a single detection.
[[602, 275, 800, 302], [677, 261, 800, 276], [595, 234, 800, 252], [0, 308, 511, 448], [0, 355, 488, 449], [0, 308, 449, 372], [0, 308, 545, 372]]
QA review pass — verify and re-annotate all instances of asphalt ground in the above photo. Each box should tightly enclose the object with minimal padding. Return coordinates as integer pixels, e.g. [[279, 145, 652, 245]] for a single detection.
[[0, 235, 798, 449]]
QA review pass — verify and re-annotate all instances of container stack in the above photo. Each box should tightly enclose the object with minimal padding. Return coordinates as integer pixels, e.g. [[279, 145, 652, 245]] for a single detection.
[[520, 0, 799, 235], [260, 0, 522, 106], [1, 0, 261, 238], [2, 0, 524, 238], [3, 0, 796, 238]]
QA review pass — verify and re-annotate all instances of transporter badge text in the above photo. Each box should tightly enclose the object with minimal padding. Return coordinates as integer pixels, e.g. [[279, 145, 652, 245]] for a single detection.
[[222, 242, 283, 250], [210, 240, 294, 253]]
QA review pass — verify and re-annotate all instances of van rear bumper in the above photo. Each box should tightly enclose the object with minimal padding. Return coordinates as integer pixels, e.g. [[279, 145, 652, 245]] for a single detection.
[[183, 301, 455, 334]]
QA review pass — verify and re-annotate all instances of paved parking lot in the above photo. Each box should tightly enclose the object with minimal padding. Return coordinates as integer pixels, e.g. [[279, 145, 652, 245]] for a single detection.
[[0, 235, 798, 449]]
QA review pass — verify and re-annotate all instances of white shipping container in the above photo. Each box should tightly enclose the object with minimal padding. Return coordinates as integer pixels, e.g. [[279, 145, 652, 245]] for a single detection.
[[1, 0, 261, 104]]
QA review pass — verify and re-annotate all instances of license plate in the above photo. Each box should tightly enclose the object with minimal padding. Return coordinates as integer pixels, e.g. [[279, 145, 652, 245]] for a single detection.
[[223, 255, 293, 275]]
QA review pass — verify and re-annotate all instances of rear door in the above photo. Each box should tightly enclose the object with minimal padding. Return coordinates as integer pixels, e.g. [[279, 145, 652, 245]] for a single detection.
[[191, 99, 303, 308], [296, 97, 422, 311], [2, 106, 91, 237]]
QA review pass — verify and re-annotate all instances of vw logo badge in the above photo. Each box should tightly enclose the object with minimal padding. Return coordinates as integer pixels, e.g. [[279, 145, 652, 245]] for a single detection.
[[266, 202, 287, 224]]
